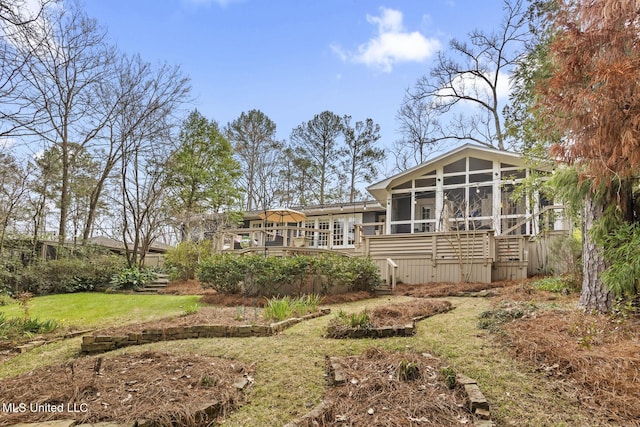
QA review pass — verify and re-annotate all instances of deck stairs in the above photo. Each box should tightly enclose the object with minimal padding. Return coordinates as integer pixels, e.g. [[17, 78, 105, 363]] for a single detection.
[[135, 273, 170, 294]]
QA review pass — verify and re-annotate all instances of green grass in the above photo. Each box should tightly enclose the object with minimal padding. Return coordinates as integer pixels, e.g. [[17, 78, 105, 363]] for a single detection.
[[0, 294, 606, 426], [0, 293, 201, 330]]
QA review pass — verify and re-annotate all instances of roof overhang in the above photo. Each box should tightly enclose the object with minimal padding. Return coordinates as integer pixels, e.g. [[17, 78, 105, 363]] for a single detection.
[[367, 143, 545, 204]]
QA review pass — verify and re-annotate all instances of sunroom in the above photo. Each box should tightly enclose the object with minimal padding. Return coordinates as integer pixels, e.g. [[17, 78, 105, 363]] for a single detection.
[[367, 144, 559, 236]]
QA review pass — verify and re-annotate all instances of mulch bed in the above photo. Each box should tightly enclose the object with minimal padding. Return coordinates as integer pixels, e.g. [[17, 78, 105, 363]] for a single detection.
[[396, 280, 511, 298], [0, 351, 253, 426], [501, 308, 640, 425], [298, 347, 473, 426], [367, 299, 453, 327], [94, 306, 273, 337], [326, 299, 453, 339]]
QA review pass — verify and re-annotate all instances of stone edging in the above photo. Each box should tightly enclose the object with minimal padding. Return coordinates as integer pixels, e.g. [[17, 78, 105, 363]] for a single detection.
[[80, 309, 331, 354], [285, 357, 494, 427], [326, 322, 416, 339]]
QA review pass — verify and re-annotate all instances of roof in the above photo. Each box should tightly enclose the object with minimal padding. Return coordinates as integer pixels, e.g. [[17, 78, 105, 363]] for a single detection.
[[367, 143, 534, 203], [86, 236, 171, 253]]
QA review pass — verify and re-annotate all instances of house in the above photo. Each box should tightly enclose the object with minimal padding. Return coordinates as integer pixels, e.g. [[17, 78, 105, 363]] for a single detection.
[[223, 144, 570, 284]]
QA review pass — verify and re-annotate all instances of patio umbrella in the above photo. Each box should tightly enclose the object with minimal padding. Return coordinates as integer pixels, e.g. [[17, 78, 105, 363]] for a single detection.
[[259, 207, 306, 223]]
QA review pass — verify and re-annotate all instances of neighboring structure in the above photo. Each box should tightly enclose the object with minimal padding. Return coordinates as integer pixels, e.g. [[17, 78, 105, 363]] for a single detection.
[[222, 144, 570, 284]]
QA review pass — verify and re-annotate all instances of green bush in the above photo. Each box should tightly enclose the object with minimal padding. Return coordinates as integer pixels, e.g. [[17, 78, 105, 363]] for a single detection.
[[164, 240, 212, 281], [197, 254, 244, 294], [109, 267, 157, 291], [8, 255, 124, 295], [197, 254, 382, 296], [601, 222, 640, 298]]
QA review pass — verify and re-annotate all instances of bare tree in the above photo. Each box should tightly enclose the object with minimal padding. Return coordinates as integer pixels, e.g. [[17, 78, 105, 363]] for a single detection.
[[0, 0, 49, 139], [393, 97, 441, 171], [7, 2, 117, 246], [118, 138, 169, 268], [403, 0, 529, 151], [0, 152, 29, 253], [82, 55, 190, 242]]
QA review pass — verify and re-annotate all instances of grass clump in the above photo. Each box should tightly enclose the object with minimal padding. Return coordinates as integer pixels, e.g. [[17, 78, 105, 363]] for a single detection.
[[264, 294, 323, 322], [478, 301, 538, 333], [334, 309, 372, 329], [440, 366, 457, 389], [533, 276, 578, 293], [0, 312, 59, 340]]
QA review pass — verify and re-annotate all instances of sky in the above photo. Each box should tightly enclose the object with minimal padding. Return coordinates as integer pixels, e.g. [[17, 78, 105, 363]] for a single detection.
[[78, 0, 508, 170]]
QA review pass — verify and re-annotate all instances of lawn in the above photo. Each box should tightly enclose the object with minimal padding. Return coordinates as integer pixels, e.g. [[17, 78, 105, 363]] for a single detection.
[[0, 292, 200, 330], [0, 287, 630, 426]]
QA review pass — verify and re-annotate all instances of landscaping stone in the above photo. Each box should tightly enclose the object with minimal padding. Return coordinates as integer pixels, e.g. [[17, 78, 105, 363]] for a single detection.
[[464, 383, 490, 413], [193, 401, 222, 425], [79, 310, 331, 354]]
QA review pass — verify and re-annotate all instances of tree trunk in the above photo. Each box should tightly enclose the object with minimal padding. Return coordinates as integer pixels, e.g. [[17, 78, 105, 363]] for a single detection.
[[580, 196, 613, 312]]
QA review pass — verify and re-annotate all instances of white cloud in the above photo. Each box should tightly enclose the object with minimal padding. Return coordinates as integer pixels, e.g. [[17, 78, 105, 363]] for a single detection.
[[334, 7, 440, 73], [434, 71, 511, 106]]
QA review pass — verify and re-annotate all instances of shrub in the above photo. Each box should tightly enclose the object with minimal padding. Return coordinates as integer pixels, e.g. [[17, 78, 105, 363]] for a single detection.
[[110, 267, 157, 291], [197, 254, 244, 294], [10, 256, 124, 295], [197, 254, 382, 296], [164, 240, 212, 281]]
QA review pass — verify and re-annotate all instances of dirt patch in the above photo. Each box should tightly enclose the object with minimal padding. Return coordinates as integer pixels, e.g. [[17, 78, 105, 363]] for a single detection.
[[94, 306, 272, 336], [160, 279, 216, 295], [368, 299, 453, 326], [501, 309, 640, 425], [296, 347, 473, 426], [396, 280, 509, 298], [0, 351, 253, 426]]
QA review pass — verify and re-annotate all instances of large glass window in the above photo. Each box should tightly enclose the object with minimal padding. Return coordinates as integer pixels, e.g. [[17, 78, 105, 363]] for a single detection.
[[470, 186, 493, 217], [347, 217, 356, 245], [501, 185, 526, 215], [469, 157, 493, 171], [443, 158, 466, 173], [391, 193, 411, 221], [332, 218, 344, 246], [414, 191, 435, 232], [317, 220, 330, 247]]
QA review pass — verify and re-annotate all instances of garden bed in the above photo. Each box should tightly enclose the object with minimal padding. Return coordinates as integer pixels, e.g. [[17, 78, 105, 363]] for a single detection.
[[326, 299, 452, 339], [0, 351, 253, 426], [500, 308, 640, 425], [285, 347, 485, 426], [81, 306, 330, 354]]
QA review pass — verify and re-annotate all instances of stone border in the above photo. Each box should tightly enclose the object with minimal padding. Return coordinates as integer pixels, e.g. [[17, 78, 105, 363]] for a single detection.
[[80, 309, 330, 354], [325, 306, 454, 339], [325, 322, 416, 339], [285, 358, 494, 427]]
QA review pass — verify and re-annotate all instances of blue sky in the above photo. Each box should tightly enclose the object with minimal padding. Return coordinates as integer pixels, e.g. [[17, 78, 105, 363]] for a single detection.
[[82, 0, 507, 164]]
